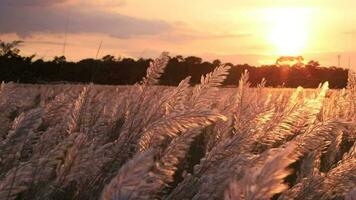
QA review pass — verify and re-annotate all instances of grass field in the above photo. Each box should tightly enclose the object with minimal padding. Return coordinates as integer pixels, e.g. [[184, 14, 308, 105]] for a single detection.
[[0, 53, 355, 200]]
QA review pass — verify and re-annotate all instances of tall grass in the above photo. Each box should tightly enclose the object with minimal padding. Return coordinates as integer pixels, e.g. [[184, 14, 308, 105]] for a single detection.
[[0, 53, 355, 200]]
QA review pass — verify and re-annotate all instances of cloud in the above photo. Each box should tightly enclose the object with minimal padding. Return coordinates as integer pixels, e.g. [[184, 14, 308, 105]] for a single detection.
[[25, 40, 67, 46], [0, 3, 171, 38], [1, 0, 126, 7], [67, 0, 127, 7], [155, 27, 252, 43], [1, 0, 67, 6]]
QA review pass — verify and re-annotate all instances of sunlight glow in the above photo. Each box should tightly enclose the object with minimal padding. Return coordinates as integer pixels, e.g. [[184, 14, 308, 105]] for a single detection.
[[267, 8, 311, 56]]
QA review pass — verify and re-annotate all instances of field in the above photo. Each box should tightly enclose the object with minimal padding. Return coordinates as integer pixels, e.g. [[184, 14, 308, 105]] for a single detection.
[[0, 54, 355, 200]]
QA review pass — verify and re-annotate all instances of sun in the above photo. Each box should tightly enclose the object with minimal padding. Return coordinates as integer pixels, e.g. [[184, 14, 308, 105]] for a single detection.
[[267, 8, 311, 56]]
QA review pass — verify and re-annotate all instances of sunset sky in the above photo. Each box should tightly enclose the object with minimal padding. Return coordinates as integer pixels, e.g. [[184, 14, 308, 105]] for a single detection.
[[1, 0, 355, 69]]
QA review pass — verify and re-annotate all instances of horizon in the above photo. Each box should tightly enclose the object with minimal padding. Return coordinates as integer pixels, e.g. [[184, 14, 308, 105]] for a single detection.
[[6, 46, 354, 69], [1, 0, 355, 70]]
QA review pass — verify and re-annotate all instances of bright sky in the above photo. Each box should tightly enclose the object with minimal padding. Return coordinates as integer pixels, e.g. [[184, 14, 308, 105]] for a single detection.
[[0, 0, 355, 69]]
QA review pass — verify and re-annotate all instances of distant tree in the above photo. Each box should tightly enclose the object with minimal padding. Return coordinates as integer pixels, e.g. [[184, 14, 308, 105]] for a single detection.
[[185, 56, 202, 65], [175, 55, 184, 62], [33, 58, 45, 64], [0, 40, 349, 88], [102, 54, 116, 63], [276, 56, 304, 67], [53, 56, 66, 64], [0, 40, 23, 58], [306, 60, 320, 68], [225, 62, 234, 67], [24, 54, 36, 63], [212, 59, 222, 66]]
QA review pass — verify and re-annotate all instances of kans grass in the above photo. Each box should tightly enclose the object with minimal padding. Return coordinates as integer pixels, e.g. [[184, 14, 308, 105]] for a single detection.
[[0, 52, 355, 200]]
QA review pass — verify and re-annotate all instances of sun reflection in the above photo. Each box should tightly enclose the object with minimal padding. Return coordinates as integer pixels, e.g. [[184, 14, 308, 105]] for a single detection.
[[266, 8, 311, 56]]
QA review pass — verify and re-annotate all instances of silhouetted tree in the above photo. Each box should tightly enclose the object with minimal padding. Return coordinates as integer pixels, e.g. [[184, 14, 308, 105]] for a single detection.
[[0, 40, 23, 58], [53, 56, 66, 64], [306, 60, 320, 68], [185, 56, 202, 65], [212, 59, 222, 66], [102, 54, 116, 63], [0, 40, 349, 88]]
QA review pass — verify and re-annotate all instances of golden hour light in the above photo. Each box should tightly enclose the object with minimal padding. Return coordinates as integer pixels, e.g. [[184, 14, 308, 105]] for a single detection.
[[266, 8, 311, 56], [0, 1, 355, 200]]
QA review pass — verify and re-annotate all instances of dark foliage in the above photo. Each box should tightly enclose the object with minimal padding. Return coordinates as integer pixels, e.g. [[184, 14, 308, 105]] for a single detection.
[[0, 40, 349, 88]]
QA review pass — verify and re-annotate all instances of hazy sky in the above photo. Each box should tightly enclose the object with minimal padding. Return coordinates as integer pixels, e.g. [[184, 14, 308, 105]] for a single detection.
[[1, 0, 355, 68]]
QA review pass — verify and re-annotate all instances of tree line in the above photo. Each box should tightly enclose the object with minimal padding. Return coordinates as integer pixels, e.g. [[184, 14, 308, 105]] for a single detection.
[[0, 40, 349, 88]]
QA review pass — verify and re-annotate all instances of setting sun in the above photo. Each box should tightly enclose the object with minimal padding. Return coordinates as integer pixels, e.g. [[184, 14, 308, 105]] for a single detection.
[[267, 8, 311, 56], [0, 1, 355, 199]]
